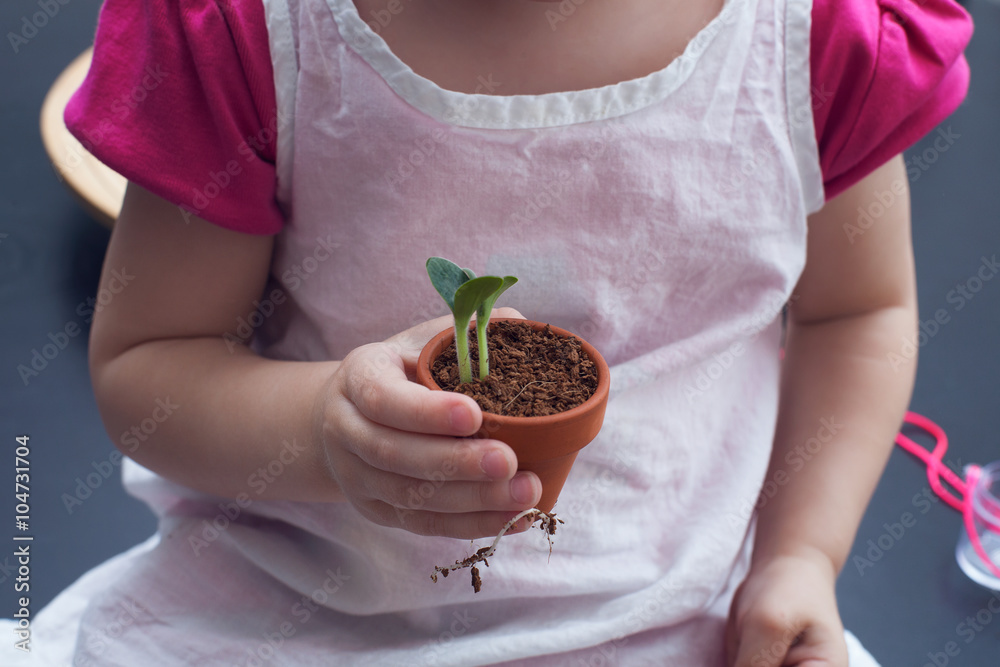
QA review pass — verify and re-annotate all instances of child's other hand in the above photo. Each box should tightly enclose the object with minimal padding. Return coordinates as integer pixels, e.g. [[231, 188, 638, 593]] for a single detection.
[[314, 308, 542, 539], [724, 551, 849, 667]]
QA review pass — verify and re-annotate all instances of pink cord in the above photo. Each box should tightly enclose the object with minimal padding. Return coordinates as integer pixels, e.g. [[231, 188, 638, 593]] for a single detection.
[[895, 411, 965, 512], [896, 411, 1000, 579]]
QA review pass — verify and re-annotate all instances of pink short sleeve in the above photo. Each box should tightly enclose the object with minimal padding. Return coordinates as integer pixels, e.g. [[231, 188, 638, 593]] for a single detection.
[[811, 0, 973, 201], [65, 0, 283, 234]]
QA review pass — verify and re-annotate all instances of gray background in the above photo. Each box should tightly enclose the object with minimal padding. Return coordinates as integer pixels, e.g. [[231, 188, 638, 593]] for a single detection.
[[1, 0, 998, 664]]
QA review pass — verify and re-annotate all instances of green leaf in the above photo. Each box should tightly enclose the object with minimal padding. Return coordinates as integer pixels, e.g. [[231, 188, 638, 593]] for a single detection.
[[477, 276, 518, 321], [426, 257, 469, 312], [454, 276, 504, 324]]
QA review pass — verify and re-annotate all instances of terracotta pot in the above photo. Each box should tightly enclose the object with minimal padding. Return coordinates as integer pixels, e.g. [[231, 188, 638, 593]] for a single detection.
[[416, 318, 610, 513]]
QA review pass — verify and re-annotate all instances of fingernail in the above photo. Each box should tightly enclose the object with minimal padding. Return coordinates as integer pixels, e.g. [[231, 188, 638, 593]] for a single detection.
[[510, 473, 536, 505], [480, 450, 509, 479], [450, 405, 473, 433]]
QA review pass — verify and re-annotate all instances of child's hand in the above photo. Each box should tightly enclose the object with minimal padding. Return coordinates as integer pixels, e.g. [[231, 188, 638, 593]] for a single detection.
[[724, 551, 849, 667], [313, 309, 542, 539]]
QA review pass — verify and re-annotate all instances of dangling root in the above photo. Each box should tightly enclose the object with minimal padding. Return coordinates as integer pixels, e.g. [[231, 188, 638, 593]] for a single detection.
[[430, 508, 564, 593]]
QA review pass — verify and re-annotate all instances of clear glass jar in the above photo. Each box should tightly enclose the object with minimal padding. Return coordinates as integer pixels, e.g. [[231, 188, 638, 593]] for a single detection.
[[956, 461, 1000, 591]]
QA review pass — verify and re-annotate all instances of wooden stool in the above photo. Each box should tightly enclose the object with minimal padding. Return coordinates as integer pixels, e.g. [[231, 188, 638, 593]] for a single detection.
[[40, 47, 126, 228]]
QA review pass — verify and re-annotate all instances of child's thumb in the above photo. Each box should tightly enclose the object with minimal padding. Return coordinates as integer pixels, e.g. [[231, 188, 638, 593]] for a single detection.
[[383, 315, 457, 367], [385, 308, 526, 371], [486, 307, 525, 321]]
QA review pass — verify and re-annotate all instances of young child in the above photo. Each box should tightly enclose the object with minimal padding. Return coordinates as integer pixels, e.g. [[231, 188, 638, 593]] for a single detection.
[[11, 0, 973, 664]]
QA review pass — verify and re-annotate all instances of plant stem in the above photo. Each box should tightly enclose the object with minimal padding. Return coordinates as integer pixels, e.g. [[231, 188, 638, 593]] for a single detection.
[[477, 318, 489, 380], [455, 324, 473, 384]]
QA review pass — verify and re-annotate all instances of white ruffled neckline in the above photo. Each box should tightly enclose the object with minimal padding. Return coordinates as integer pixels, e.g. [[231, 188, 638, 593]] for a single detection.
[[325, 0, 743, 129]]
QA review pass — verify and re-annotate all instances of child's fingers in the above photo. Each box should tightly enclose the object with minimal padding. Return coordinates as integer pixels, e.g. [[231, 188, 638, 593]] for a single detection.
[[359, 502, 530, 540], [730, 617, 795, 667], [351, 468, 541, 514], [336, 412, 517, 482], [328, 311, 535, 539], [783, 628, 849, 666], [340, 343, 482, 437], [382, 314, 457, 368], [487, 306, 524, 321], [730, 615, 846, 667]]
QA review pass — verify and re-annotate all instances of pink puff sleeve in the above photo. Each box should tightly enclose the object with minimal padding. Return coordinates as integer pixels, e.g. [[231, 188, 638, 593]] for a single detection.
[[811, 0, 973, 200], [64, 0, 283, 234]]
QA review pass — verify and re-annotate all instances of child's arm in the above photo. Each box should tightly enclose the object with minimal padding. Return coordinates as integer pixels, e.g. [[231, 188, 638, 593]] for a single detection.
[[89, 183, 540, 538], [726, 154, 918, 666]]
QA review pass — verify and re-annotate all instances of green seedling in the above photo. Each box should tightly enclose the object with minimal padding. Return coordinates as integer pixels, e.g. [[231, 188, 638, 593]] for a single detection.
[[474, 275, 517, 378], [426, 257, 518, 383]]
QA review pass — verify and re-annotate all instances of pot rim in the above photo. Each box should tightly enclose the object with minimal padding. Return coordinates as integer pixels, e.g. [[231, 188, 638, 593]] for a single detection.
[[416, 317, 610, 425]]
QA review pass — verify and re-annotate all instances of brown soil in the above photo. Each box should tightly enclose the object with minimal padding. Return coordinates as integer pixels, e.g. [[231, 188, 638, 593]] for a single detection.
[[430, 320, 598, 417]]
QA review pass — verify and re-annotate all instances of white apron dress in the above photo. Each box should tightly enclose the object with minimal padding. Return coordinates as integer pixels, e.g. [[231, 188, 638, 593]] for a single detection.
[[3, 0, 883, 664]]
